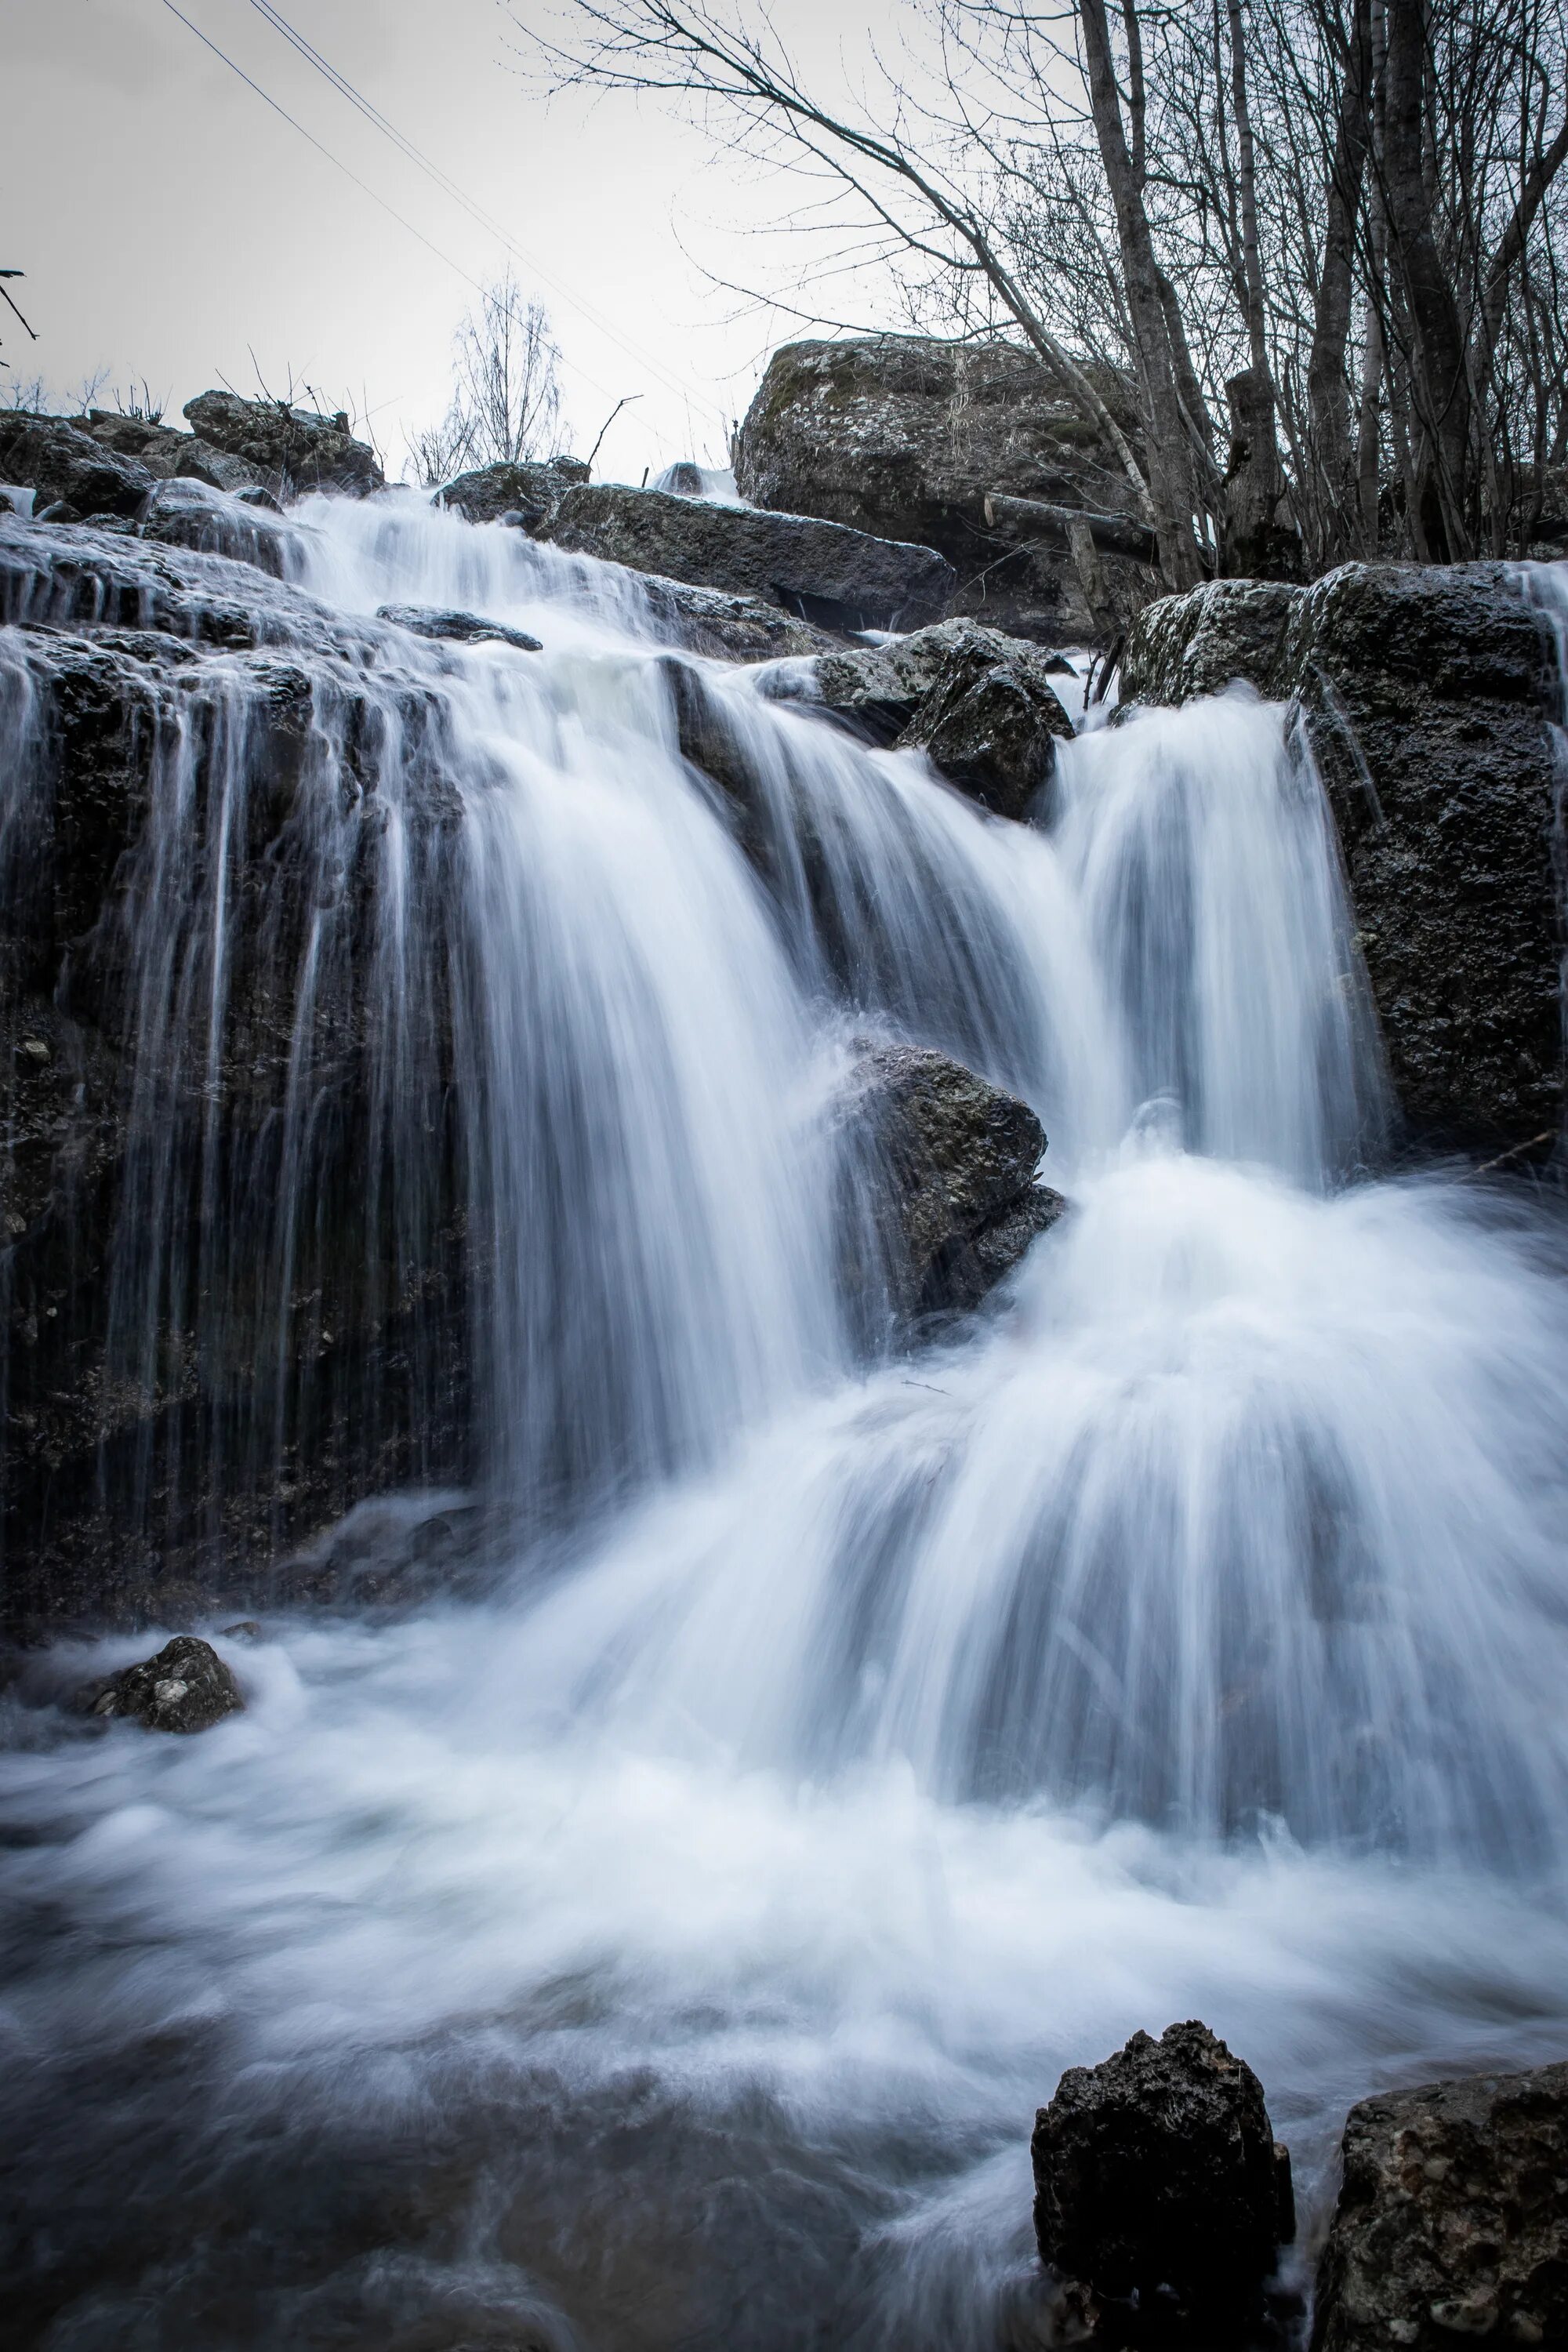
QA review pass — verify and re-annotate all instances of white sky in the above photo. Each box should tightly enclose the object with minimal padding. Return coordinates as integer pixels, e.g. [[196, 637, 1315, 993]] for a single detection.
[[4, 0, 909, 484]]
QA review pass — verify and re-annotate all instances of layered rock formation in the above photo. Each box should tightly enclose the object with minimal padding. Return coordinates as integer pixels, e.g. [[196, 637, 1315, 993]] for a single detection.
[[1122, 563, 1566, 1154], [735, 337, 1149, 640], [543, 480, 956, 633], [0, 517, 470, 1634]]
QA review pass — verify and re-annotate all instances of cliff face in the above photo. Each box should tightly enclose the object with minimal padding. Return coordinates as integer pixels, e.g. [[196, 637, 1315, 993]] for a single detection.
[[1123, 563, 1566, 1155], [0, 517, 471, 1633]]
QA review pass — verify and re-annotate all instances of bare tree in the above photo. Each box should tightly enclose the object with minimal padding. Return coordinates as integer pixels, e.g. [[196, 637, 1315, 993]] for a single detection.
[[409, 271, 565, 486]]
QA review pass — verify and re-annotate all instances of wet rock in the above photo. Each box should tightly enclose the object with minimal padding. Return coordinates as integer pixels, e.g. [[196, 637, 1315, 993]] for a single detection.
[[631, 571, 837, 661], [838, 1041, 1064, 1322], [543, 481, 955, 633], [1120, 562, 1565, 1156], [760, 617, 1074, 818], [140, 477, 293, 577], [735, 336, 1145, 640], [1120, 578, 1303, 704], [440, 456, 589, 528], [81, 1634, 244, 1732], [377, 604, 543, 652], [182, 390, 384, 498], [0, 412, 154, 522], [0, 516, 470, 1636], [1032, 2020, 1295, 2343], [1312, 2060, 1568, 2352]]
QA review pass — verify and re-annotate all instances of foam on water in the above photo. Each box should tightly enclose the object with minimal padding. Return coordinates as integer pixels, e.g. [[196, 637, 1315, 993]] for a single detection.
[[2, 495, 1566, 2349]]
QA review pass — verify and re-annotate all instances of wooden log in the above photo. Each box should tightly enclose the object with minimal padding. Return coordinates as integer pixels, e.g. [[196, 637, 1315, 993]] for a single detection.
[[982, 492, 1159, 565]]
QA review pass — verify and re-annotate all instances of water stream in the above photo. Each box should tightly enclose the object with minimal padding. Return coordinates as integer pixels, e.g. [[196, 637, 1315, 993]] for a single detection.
[[2, 495, 1566, 2350]]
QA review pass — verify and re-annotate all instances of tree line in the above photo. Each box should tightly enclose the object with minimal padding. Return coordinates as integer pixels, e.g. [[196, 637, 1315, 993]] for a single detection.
[[527, 0, 1568, 590]]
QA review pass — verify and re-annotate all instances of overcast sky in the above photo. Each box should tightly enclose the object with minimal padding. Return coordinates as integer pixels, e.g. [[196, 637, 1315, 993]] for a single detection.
[[5, 0, 905, 483]]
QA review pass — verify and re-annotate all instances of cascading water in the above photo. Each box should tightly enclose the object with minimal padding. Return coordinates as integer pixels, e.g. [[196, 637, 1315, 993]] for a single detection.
[[2, 491, 1567, 2351]]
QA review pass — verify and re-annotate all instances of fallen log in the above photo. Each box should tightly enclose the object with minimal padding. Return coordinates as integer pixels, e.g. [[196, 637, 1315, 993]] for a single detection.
[[982, 492, 1159, 565]]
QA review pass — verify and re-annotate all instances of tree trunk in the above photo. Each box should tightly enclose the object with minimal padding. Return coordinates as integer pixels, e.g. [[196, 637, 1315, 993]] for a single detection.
[[1382, 0, 1472, 557], [1307, 0, 1374, 561], [1222, 368, 1303, 578], [1078, 0, 1207, 587]]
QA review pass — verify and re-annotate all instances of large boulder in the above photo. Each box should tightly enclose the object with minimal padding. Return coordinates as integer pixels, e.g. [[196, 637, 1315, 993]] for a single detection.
[[0, 412, 154, 521], [1120, 563, 1565, 1156], [763, 617, 1075, 818], [734, 336, 1145, 640], [139, 477, 293, 577], [181, 390, 384, 498], [542, 481, 955, 633], [837, 1041, 1065, 1323], [80, 1634, 244, 1733], [439, 455, 588, 527], [1032, 2020, 1295, 2343], [1311, 2061, 1568, 2352], [630, 572, 838, 662]]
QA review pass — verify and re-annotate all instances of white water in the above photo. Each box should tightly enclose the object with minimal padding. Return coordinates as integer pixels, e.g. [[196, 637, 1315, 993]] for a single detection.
[[2, 494, 1567, 2350]]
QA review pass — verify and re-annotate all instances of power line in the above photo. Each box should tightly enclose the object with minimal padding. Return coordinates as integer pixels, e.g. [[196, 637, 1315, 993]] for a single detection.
[[234, 0, 731, 433], [156, 0, 684, 457]]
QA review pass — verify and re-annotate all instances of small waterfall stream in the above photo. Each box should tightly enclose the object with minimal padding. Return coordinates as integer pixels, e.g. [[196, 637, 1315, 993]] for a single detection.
[[2, 494, 1567, 2350]]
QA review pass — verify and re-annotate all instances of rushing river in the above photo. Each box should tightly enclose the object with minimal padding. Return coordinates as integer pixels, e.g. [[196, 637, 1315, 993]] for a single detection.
[[2, 495, 1566, 2350]]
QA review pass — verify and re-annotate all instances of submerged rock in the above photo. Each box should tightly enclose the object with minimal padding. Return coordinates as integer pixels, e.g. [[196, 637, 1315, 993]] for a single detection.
[[1311, 2060, 1568, 2352], [543, 481, 955, 633], [1032, 2020, 1294, 2343], [439, 456, 589, 528], [1120, 562, 1564, 1156], [376, 604, 543, 652], [182, 390, 384, 499], [0, 412, 154, 521], [838, 1041, 1064, 1323], [735, 336, 1146, 640], [81, 1634, 244, 1733]]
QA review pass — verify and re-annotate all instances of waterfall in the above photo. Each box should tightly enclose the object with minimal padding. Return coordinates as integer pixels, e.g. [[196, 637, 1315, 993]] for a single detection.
[[2, 493, 1566, 2352]]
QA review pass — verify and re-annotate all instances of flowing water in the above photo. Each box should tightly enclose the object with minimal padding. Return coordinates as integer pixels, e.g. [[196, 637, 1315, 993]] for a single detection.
[[2, 495, 1567, 2350]]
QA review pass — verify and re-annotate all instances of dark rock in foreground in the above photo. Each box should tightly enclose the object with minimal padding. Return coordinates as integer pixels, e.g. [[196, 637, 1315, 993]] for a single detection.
[[81, 1634, 244, 1733], [1033, 2020, 1294, 2343], [0, 412, 155, 521], [735, 336, 1145, 639], [543, 480, 956, 633], [1120, 563, 1565, 1156], [182, 390, 384, 499], [1312, 2060, 1568, 2352], [762, 617, 1075, 818], [439, 456, 588, 528], [839, 1042, 1064, 1323], [626, 570, 837, 662], [377, 604, 543, 652]]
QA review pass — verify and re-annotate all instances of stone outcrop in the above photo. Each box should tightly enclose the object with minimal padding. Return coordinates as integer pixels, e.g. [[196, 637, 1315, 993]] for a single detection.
[[1312, 2060, 1568, 2352], [140, 477, 295, 577], [1033, 2020, 1295, 2343], [0, 412, 156, 521], [734, 336, 1148, 640], [72, 408, 274, 497], [762, 617, 1075, 819], [0, 517, 469, 1634], [543, 481, 956, 633], [438, 456, 588, 528], [182, 391, 384, 498], [79, 1633, 244, 1733], [837, 1042, 1065, 1323], [1120, 563, 1565, 1155]]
